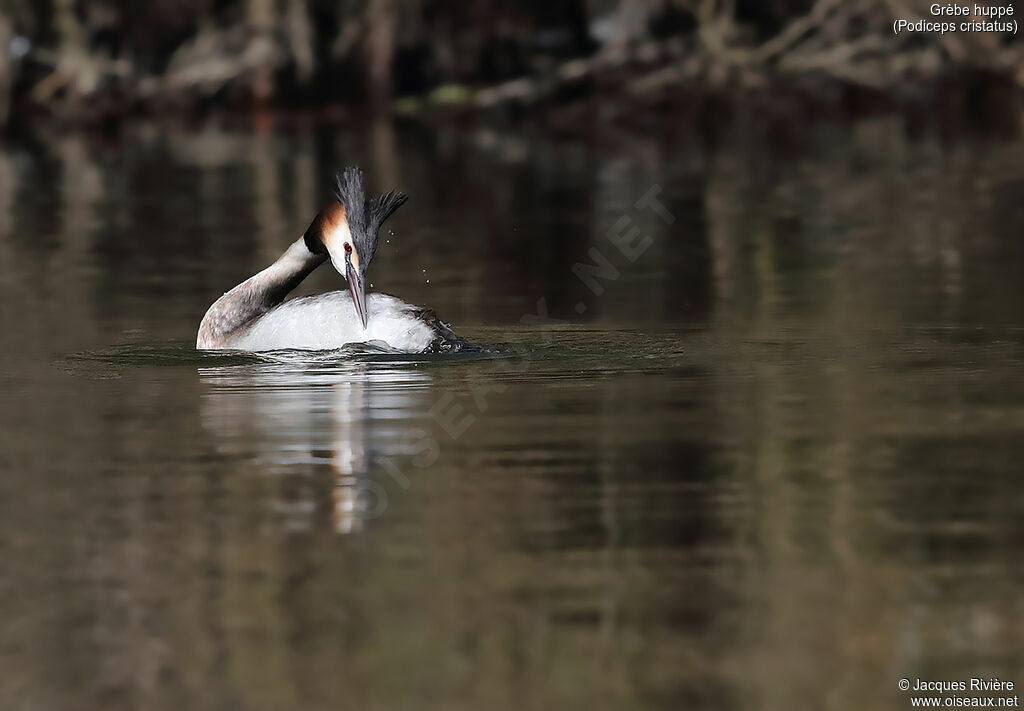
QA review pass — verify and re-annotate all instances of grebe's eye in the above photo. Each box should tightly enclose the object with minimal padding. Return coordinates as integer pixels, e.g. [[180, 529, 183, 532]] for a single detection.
[[343, 242, 352, 254]]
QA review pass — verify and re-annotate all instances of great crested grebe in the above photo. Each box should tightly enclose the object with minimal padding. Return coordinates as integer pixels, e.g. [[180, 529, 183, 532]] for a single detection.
[[197, 166, 457, 352]]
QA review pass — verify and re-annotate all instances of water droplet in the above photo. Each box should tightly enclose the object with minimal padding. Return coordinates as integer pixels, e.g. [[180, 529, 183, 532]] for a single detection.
[[426, 279, 430, 284], [11, 36, 31, 59]]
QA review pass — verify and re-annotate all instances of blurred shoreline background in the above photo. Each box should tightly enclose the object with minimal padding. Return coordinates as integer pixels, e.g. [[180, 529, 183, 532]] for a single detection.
[[0, 0, 1021, 133]]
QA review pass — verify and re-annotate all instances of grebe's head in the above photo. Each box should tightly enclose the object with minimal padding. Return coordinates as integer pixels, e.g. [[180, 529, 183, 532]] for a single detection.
[[303, 166, 408, 328]]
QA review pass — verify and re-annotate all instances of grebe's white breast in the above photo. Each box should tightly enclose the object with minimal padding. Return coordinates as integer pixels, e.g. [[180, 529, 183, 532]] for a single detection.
[[229, 292, 438, 352]]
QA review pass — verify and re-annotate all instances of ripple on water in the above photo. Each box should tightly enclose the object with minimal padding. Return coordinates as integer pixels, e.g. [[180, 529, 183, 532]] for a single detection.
[[57, 337, 516, 379]]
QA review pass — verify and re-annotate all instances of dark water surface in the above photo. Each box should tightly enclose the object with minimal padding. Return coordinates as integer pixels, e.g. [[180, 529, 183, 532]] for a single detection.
[[2, 119, 1024, 710]]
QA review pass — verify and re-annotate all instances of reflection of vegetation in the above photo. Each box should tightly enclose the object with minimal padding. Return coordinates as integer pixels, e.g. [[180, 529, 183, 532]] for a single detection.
[[1, 0, 1021, 128]]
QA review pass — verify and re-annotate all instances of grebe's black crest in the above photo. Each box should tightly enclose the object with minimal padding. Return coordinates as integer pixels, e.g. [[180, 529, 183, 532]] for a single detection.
[[335, 166, 408, 269], [369, 190, 408, 233], [335, 167, 367, 237]]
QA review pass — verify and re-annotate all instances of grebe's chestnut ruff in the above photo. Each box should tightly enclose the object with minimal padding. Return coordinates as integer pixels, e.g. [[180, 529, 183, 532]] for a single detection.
[[197, 167, 459, 352]]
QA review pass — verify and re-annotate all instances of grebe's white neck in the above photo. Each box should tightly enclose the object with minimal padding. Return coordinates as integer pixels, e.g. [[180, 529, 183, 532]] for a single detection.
[[197, 237, 326, 349]]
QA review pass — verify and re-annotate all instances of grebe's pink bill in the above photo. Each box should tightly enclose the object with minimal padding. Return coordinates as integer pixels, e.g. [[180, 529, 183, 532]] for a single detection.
[[196, 167, 465, 353]]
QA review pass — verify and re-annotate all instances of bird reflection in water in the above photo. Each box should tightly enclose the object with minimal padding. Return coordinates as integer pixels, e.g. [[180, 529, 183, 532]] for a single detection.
[[198, 359, 432, 533]]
